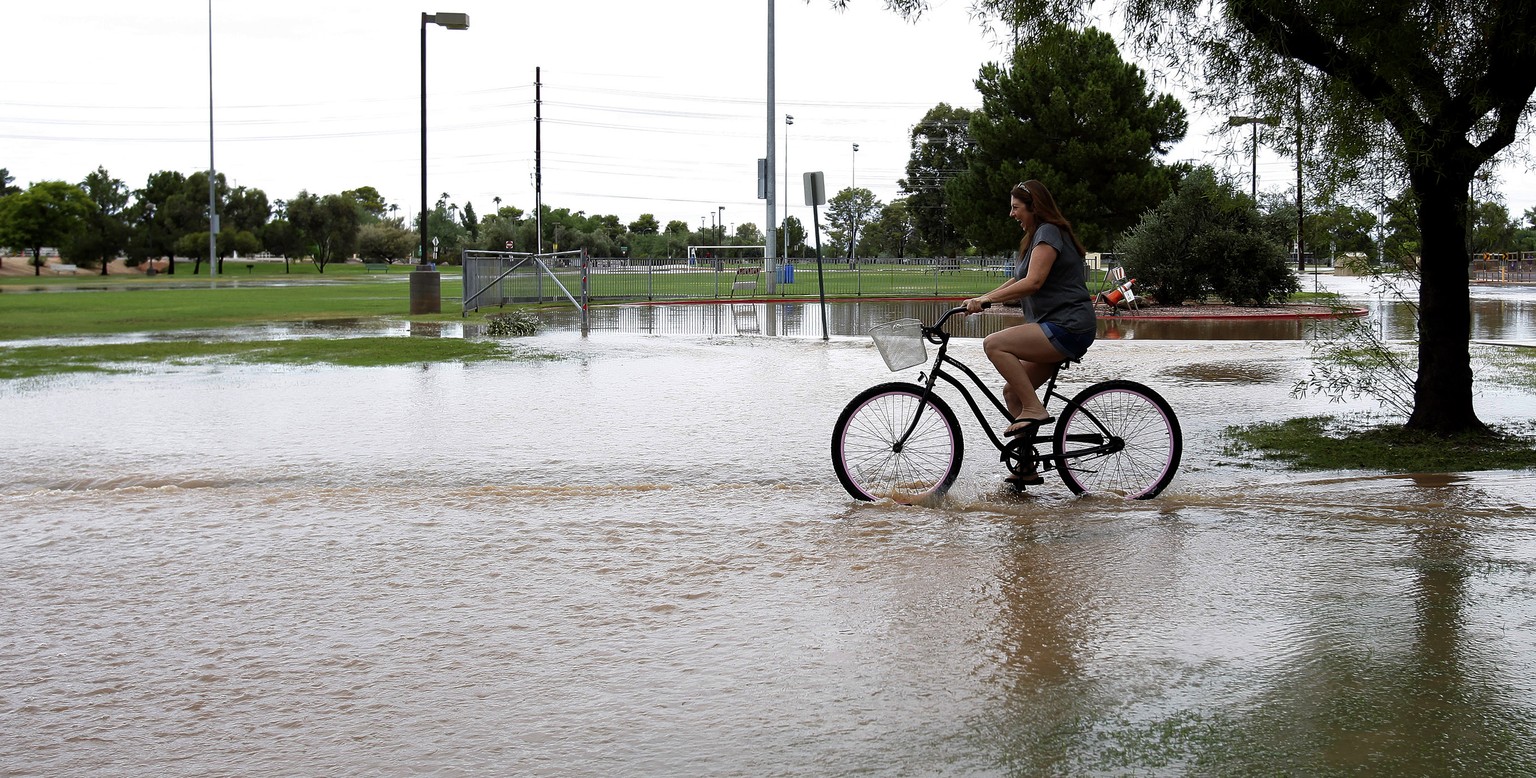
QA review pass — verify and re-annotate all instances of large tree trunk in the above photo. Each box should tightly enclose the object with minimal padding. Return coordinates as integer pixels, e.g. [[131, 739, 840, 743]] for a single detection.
[[1406, 166, 1486, 436]]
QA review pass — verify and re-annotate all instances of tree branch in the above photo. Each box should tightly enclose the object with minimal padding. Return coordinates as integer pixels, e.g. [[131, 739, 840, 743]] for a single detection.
[[1226, 0, 1431, 135]]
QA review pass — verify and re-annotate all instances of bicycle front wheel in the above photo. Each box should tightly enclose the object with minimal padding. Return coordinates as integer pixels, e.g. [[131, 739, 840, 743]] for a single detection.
[[1054, 380, 1181, 499], [832, 382, 964, 502]]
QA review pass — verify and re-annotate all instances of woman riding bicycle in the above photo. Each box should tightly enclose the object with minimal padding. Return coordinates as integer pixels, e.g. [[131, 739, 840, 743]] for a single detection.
[[962, 180, 1096, 446]]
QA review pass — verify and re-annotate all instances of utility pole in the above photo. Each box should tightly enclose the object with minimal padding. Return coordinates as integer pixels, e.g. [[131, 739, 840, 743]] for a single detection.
[[1295, 77, 1305, 273], [536, 67, 543, 256]]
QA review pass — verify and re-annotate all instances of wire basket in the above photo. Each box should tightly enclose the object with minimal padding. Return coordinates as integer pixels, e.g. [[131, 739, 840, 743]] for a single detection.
[[869, 318, 927, 371]]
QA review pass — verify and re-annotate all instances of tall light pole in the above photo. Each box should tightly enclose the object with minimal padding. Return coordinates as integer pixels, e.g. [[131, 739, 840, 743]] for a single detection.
[[416, 11, 470, 316], [849, 143, 860, 261], [784, 114, 794, 262], [718, 206, 725, 246], [765, 0, 777, 293], [207, 0, 217, 277], [1226, 115, 1279, 200]]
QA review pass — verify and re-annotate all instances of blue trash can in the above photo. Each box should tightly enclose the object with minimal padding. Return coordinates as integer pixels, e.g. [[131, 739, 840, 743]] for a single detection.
[[779, 263, 795, 284]]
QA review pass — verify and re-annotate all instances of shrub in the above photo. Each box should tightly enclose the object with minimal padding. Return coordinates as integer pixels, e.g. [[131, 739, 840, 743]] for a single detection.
[[485, 310, 541, 337], [1121, 167, 1298, 305]]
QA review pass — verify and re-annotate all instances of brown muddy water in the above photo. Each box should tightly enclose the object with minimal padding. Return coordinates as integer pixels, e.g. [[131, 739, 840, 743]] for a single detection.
[[4, 277, 1536, 775]]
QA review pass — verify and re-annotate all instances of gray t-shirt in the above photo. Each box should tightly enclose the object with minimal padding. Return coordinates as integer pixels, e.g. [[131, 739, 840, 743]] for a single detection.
[[1013, 223, 1096, 334]]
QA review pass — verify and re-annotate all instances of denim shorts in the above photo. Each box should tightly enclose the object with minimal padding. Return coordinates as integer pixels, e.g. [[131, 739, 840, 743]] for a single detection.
[[1040, 321, 1095, 360]]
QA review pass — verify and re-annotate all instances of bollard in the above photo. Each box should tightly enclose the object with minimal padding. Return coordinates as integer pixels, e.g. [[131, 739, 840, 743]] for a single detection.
[[409, 265, 441, 314]]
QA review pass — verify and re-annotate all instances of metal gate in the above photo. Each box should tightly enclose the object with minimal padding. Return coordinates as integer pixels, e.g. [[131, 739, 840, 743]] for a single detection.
[[462, 249, 587, 326]]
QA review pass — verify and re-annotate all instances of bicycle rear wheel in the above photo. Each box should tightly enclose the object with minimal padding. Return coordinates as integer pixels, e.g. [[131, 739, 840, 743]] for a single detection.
[[1053, 380, 1181, 499], [832, 382, 964, 502]]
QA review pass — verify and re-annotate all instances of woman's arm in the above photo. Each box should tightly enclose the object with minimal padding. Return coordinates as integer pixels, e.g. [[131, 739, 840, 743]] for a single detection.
[[964, 243, 1059, 312]]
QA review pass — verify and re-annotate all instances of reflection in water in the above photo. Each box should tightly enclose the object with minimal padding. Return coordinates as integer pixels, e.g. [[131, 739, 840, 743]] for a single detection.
[[518, 274, 1536, 346], [545, 300, 1333, 340], [4, 316, 1536, 773], [1323, 274, 1536, 343]]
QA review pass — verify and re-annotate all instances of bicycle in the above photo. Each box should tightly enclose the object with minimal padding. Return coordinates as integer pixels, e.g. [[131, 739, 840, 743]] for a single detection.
[[831, 305, 1182, 502]]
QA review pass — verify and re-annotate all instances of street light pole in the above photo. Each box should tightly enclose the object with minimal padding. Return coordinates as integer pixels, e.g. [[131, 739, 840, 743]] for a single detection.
[[207, 0, 217, 277], [416, 11, 470, 315], [1226, 115, 1279, 200], [784, 114, 793, 263], [718, 206, 725, 246], [850, 142, 859, 261]]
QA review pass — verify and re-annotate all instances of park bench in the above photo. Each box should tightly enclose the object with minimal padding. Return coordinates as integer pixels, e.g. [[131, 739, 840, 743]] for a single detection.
[[363, 263, 391, 273], [51, 263, 79, 275], [927, 261, 961, 274]]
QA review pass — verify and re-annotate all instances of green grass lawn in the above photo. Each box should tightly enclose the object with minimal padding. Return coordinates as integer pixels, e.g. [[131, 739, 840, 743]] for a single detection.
[[1222, 415, 1536, 472], [0, 274, 465, 338]]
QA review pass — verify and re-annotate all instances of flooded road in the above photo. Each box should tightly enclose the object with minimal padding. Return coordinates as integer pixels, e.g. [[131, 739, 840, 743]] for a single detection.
[[5, 282, 1536, 774]]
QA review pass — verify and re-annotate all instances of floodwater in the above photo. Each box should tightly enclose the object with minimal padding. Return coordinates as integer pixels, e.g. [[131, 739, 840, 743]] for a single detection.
[[533, 273, 1536, 343], [4, 277, 1536, 775]]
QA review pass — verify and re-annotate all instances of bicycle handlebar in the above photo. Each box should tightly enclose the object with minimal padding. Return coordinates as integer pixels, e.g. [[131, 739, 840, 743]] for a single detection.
[[926, 302, 990, 341]]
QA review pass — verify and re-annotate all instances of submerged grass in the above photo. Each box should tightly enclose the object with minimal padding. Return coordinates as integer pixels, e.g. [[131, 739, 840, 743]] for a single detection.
[[1222, 415, 1536, 472], [0, 337, 553, 380], [1483, 345, 1536, 392]]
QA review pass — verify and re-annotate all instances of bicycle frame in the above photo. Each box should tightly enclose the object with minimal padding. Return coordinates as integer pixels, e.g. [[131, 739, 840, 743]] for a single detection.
[[892, 307, 1115, 469]]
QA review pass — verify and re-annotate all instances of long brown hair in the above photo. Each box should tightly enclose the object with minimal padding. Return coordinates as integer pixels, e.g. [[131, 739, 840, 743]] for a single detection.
[[1013, 180, 1086, 259]]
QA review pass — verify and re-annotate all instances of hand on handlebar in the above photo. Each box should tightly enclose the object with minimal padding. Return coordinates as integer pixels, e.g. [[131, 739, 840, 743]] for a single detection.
[[962, 298, 991, 315]]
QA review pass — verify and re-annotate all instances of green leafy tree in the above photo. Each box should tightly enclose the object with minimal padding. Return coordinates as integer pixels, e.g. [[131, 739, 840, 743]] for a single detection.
[[1514, 207, 1536, 252], [1121, 167, 1298, 305], [288, 190, 361, 273], [343, 186, 388, 222], [780, 215, 807, 258], [461, 201, 479, 242], [1469, 199, 1515, 255], [899, 103, 974, 255], [1309, 203, 1379, 260], [165, 172, 267, 275], [422, 195, 466, 262], [260, 219, 306, 272], [592, 213, 625, 243], [629, 213, 660, 234], [61, 166, 131, 275], [1262, 196, 1379, 263], [0, 181, 97, 275], [825, 187, 881, 259], [475, 207, 521, 252], [1379, 188, 1422, 269], [859, 198, 922, 258], [0, 168, 20, 197], [947, 24, 1187, 252], [125, 170, 194, 274], [357, 222, 419, 262], [178, 171, 229, 275], [174, 229, 262, 267], [224, 186, 271, 235]]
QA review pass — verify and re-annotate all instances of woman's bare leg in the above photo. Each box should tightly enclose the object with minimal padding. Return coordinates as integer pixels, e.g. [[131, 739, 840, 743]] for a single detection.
[[1001, 360, 1060, 418], [983, 323, 1064, 424]]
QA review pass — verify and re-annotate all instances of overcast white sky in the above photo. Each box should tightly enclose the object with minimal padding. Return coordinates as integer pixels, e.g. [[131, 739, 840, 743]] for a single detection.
[[6, 0, 1532, 240]]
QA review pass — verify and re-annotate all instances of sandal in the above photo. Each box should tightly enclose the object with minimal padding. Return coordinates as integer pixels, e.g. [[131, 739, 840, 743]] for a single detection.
[[1004, 472, 1044, 487], [1004, 415, 1055, 438]]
